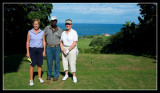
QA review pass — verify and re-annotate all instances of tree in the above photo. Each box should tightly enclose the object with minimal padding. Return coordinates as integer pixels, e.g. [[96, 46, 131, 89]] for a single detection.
[[102, 3, 156, 55], [137, 3, 156, 25], [4, 4, 53, 55], [89, 36, 105, 48], [136, 3, 156, 55]]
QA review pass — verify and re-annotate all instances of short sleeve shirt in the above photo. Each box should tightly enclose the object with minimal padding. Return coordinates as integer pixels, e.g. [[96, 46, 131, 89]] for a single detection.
[[60, 28, 78, 47], [44, 25, 63, 46]]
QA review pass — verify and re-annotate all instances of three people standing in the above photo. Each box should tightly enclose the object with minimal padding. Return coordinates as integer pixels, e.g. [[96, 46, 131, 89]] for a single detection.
[[26, 17, 78, 86]]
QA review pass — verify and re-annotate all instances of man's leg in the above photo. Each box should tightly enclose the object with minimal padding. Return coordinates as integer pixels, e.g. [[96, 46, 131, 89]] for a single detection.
[[46, 46, 54, 79], [53, 45, 61, 80]]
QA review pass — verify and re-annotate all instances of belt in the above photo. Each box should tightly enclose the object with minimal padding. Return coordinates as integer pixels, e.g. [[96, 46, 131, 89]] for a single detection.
[[47, 44, 59, 47], [63, 45, 70, 47]]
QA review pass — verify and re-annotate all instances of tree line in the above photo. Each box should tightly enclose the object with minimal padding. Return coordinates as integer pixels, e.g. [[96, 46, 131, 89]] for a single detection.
[[4, 4, 53, 55], [90, 3, 156, 56], [4, 3, 156, 56]]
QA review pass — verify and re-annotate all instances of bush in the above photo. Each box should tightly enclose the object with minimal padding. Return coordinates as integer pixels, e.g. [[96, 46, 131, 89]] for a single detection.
[[78, 47, 103, 54], [89, 36, 105, 47]]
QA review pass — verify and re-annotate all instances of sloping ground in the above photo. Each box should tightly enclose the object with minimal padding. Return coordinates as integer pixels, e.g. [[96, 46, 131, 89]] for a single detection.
[[3, 54, 157, 90]]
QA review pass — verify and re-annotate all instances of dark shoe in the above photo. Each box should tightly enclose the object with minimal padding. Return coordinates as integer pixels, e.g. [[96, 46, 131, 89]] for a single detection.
[[47, 76, 51, 80], [53, 77, 58, 81]]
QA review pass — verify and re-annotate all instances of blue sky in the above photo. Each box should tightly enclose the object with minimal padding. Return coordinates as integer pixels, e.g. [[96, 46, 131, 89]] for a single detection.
[[50, 3, 141, 24]]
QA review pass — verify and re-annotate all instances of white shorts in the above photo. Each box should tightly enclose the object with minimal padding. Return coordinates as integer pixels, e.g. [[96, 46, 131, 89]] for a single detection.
[[62, 46, 77, 72]]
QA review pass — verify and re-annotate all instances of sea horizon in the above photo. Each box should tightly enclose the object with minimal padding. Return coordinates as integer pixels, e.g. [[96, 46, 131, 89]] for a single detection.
[[57, 23, 126, 36], [58, 23, 124, 25]]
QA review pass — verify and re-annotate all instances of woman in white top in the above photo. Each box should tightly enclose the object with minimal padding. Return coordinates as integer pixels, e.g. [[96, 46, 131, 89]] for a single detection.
[[60, 19, 78, 83]]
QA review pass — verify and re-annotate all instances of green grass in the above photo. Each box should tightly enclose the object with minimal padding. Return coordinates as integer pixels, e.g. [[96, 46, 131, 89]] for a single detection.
[[3, 35, 157, 90], [78, 35, 109, 49], [78, 36, 93, 49], [3, 53, 157, 90]]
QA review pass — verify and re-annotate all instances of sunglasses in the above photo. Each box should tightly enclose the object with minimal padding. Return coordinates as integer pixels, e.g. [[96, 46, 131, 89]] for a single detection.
[[51, 20, 57, 22], [65, 23, 72, 25]]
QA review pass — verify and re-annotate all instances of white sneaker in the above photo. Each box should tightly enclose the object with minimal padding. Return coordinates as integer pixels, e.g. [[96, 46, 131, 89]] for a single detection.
[[62, 75, 68, 81], [29, 80, 34, 86], [73, 76, 77, 83], [38, 78, 44, 83]]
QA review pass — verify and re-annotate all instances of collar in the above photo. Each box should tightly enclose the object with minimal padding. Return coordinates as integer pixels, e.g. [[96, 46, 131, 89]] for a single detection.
[[49, 25, 58, 31], [31, 28, 42, 34], [65, 28, 73, 34]]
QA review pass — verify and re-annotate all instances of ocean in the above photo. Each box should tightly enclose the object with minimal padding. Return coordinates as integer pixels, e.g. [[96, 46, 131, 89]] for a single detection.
[[57, 23, 124, 36]]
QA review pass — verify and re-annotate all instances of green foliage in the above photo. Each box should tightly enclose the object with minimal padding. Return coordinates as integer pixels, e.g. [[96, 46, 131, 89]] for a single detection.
[[26, 4, 53, 29], [89, 36, 105, 47], [77, 35, 107, 54], [4, 4, 53, 55], [137, 3, 156, 24], [102, 4, 156, 56], [78, 35, 113, 54], [88, 36, 109, 54]]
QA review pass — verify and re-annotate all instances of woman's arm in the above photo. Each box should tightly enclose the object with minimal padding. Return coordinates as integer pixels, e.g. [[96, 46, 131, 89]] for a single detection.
[[68, 41, 77, 51], [68, 31, 78, 51], [60, 41, 65, 53], [26, 32, 30, 58], [43, 33, 46, 57]]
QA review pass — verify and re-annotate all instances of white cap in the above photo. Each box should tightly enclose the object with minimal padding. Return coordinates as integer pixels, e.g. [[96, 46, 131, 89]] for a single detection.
[[51, 16, 57, 21]]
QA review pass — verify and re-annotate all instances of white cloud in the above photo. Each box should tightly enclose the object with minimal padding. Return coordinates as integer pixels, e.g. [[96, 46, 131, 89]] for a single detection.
[[51, 3, 141, 24], [52, 3, 140, 15]]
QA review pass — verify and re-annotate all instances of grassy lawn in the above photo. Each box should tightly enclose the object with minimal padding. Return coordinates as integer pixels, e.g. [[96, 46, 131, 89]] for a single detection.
[[78, 36, 93, 49], [3, 53, 157, 90], [3, 35, 157, 90], [77, 35, 111, 54], [78, 35, 109, 49]]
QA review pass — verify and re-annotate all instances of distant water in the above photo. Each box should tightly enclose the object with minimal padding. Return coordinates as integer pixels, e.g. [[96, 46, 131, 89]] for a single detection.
[[57, 23, 124, 36]]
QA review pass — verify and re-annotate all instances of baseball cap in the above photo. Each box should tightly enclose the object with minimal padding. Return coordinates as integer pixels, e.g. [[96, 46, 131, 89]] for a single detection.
[[51, 16, 57, 21]]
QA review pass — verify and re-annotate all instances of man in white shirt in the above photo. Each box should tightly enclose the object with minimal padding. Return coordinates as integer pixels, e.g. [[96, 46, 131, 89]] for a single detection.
[[60, 19, 78, 83]]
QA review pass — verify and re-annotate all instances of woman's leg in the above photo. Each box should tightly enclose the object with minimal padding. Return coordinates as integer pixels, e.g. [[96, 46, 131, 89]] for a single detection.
[[68, 47, 77, 83], [38, 65, 42, 78], [73, 72, 76, 77], [37, 48, 43, 79], [30, 65, 34, 80], [65, 70, 69, 75], [37, 65, 44, 83], [29, 47, 35, 80], [62, 47, 69, 75], [62, 47, 69, 81], [68, 47, 77, 74]]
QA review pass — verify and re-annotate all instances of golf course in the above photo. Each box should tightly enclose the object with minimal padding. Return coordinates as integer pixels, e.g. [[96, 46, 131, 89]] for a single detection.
[[3, 36, 157, 90]]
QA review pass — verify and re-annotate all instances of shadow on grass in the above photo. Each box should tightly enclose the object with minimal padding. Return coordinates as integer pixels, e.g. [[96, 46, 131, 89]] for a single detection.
[[102, 51, 157, 61], [33, 71, 44, 80], [4, 53, 26, 74], [60, 72, 73, 78]]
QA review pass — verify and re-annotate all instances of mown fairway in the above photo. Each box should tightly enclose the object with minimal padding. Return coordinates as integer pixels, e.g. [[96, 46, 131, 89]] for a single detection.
[[77, 35, 109, 50], [3, 53, 157, 90]]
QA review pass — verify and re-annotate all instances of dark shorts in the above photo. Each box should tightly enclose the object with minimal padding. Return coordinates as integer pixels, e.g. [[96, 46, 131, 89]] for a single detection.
[[29, 47, 43, 67]]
